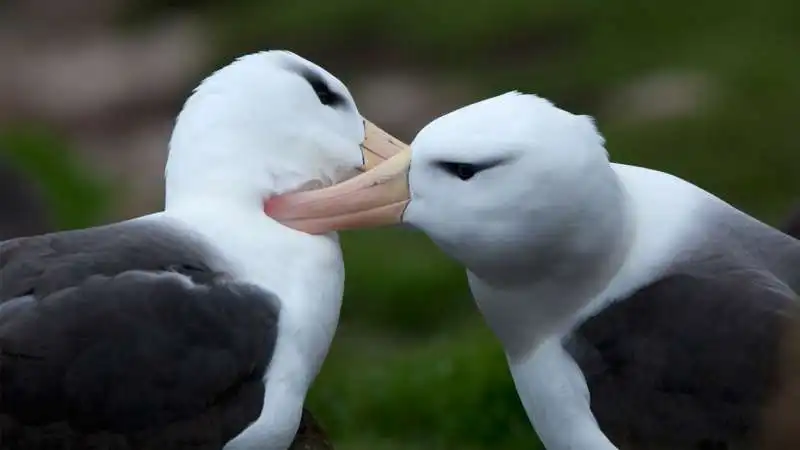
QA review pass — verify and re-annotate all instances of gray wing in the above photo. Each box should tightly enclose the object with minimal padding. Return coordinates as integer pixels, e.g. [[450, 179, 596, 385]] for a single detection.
[[565, 270, 799, 450], [0, 222, 279, 449]]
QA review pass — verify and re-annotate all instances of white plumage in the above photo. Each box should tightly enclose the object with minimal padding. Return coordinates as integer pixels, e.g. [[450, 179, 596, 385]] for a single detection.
[[267, 90, 800, 450], [0, 50, 404, 450]]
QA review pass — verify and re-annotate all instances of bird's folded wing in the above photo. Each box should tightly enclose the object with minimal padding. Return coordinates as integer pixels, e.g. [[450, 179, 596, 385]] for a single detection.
[[567, 271, 799, 448], [0, 225, 280, 449]]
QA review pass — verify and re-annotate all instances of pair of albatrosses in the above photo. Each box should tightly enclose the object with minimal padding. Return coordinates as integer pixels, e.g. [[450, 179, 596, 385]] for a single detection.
[[0, 51, 405, 450], [267, 92, 800, 449], [3, 49, 798, 450]]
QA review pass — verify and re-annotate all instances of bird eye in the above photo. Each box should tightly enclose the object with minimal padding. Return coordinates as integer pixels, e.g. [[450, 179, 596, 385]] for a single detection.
[[438, 162, 479, 181]]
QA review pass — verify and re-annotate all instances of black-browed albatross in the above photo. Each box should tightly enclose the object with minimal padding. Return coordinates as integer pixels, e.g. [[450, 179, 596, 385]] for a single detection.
[[266, 91, 800, 450], [0, 50, 406, 450]]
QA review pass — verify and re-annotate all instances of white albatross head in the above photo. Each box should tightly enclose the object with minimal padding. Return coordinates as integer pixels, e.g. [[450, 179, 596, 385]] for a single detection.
[[265, 91, 625, 282], [164, 50, 406, 211], [156, 51, 412, 450]]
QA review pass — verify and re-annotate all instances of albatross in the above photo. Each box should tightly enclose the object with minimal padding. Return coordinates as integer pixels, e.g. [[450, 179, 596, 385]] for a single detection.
[[0, 50, 405, 450], [266, 91, 800, 449]]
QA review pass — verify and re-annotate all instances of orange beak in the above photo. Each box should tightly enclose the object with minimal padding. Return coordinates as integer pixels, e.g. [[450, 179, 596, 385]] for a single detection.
[[265, 120, 412, 234]]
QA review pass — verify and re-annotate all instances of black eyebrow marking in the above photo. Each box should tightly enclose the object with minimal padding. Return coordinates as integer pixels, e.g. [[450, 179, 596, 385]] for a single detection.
[[444, 157, 514, 171], [298, 68, 346, 108], [433, 157, 513, 181], [478, 157, 515, 170]]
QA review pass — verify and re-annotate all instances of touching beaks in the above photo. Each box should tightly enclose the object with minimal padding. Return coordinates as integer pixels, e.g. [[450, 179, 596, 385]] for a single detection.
[[266, 120, 412, 234], [360, 119, 407, 171]]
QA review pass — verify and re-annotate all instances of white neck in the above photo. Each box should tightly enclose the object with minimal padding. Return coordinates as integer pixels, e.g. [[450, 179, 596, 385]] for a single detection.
[[467, 172, 635, 362], [163, 198, 343, 369], [162, 199, 344, 450]]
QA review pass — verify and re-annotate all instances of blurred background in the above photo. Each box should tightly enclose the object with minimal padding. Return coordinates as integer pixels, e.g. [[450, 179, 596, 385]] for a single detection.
[[1, 1, 798, 448]]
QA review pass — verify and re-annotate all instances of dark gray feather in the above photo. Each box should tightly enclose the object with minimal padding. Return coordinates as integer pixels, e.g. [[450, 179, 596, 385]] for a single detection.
[[565, 212, 800, 450], [0, 221, 216, 300], [0, 220, 280, 449]]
